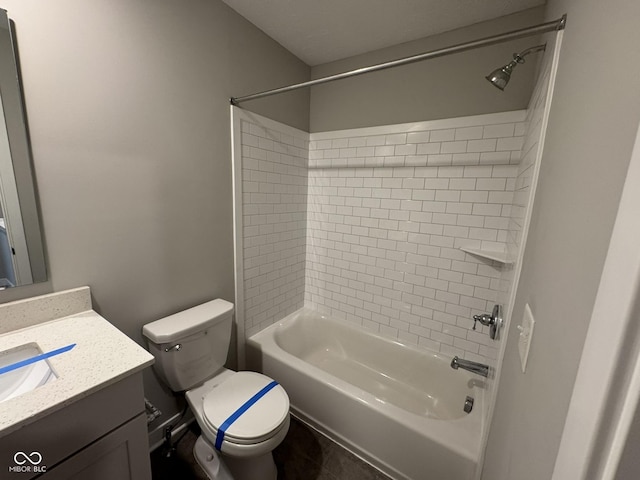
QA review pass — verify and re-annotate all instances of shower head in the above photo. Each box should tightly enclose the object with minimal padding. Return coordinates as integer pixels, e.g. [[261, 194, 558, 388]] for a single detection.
[[486, 57, 522, 91], [486, 44, 546, 91]]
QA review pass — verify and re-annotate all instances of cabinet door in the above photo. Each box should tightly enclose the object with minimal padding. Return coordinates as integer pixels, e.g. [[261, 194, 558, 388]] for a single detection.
[[41, 414, 151, 480]]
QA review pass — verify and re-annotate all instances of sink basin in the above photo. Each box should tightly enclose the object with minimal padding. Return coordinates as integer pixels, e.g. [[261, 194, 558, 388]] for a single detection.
[[0, 343, 57, 403]]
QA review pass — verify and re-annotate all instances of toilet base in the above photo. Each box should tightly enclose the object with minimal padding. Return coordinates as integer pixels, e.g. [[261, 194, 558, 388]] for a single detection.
[[193, 435, 277, 480]]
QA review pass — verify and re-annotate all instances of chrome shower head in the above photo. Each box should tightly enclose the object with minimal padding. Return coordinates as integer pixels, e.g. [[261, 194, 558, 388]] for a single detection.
[[486, 44, 546, 91], [486, 57, 522, 91]]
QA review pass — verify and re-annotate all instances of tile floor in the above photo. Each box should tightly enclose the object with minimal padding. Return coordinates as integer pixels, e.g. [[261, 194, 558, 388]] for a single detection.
[[150, 417, 392, 480]]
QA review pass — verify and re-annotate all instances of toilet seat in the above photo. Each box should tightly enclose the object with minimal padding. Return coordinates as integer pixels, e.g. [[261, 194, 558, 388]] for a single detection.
[[202, 371, 289, 447]]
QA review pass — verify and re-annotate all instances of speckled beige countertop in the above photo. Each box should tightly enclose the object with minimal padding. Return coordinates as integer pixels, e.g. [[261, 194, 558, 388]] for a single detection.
[[0, 287, 154, 437]]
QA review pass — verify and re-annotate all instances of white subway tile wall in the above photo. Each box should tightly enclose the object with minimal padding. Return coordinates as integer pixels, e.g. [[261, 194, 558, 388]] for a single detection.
[[237, 110, 530, 364], [306, 114, 525, 364], [497, 40, 557, 325], [240, 119, 309, 337]]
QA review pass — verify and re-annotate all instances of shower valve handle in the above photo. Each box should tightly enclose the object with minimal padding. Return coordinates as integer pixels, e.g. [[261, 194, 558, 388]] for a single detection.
[[473, 314, 494, 330], [472, 305, 503, 340]]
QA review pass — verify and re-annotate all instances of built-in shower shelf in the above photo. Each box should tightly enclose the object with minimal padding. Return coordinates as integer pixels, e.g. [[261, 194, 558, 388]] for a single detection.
[[459, 246, 513, 265]]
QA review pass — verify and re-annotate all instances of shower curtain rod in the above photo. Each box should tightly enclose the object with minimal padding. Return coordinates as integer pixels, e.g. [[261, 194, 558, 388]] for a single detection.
[[230, 14, 566, 105]]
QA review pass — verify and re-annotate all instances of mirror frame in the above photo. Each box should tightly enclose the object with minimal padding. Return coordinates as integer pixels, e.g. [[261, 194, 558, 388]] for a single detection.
[[0, 8, 46, 287]]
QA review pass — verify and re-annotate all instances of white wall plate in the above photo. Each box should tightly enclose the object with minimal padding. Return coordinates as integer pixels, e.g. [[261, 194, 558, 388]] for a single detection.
[[518, 303, 536, 373]]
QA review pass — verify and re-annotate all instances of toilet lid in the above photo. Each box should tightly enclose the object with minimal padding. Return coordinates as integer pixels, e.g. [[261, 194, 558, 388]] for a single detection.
[[202, 372, 289, 444]]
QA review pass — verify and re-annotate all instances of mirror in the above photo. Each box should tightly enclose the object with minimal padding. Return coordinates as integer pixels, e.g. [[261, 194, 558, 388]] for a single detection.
[[0, 8, 46, 289]]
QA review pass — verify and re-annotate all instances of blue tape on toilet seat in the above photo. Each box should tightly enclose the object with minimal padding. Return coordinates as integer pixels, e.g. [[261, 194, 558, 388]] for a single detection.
[[214, 380, 279, 450]]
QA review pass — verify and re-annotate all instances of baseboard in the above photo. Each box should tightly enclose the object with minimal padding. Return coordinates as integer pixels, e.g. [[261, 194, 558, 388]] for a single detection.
[[148, 409, 196, 452]]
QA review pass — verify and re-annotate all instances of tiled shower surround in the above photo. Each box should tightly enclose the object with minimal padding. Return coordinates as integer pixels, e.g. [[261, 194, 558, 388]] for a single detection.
[[497, 37, 558, 327], [238, 116, 309, 338], [236, 109, 528, 364], [306, 112, 525, 363]]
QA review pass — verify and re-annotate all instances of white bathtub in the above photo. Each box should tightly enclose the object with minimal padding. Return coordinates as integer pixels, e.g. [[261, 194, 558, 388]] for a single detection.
[[247, 308, 486, 480]]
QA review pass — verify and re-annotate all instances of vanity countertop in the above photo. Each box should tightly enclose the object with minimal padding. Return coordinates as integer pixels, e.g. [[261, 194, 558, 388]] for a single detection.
[[0, 289, 154, 437]]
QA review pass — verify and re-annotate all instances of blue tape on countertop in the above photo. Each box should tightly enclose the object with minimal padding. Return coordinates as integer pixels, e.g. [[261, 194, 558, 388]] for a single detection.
[[0, 344, 76, 376], [214, 380, 279, 450]]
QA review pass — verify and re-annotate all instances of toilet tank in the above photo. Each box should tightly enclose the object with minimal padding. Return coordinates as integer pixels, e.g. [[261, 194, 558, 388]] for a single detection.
[[142, 299, 234, 391]]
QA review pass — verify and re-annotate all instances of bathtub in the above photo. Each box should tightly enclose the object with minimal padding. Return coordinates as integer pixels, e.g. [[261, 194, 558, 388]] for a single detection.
[[246, 308, 486, 480]]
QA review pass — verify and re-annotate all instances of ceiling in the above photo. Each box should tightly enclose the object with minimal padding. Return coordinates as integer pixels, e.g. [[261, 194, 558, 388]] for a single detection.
[[221, 0, 546, 66]]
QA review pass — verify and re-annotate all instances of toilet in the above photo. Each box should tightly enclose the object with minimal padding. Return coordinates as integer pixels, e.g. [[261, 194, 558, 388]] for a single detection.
[[142, 299, 289, 480]]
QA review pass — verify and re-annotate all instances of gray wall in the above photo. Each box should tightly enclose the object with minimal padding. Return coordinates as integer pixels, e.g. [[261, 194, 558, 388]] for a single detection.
[[309, 7, 544, 132], [0, 0, 310, 423], [481, 0, 640, 478]]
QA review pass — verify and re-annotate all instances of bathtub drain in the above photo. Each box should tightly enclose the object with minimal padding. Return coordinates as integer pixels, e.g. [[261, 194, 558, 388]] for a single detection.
[[464, 396, 474, 414]]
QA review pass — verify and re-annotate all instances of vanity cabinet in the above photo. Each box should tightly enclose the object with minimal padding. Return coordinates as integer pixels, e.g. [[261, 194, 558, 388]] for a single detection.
[[41, 414, 149, 480], [0, 373, 151, 480]]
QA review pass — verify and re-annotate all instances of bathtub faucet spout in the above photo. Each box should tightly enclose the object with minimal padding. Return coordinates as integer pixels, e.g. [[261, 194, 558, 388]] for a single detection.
[[450, 356, 489, 377]]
